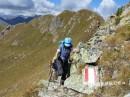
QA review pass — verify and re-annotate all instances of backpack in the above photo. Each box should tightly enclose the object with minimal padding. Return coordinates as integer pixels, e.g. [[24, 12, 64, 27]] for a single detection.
[[52, 59, 63, 76]]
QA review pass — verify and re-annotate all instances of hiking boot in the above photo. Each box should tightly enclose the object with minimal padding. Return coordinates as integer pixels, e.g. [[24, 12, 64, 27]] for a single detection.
[[60, 79, 64, 85]]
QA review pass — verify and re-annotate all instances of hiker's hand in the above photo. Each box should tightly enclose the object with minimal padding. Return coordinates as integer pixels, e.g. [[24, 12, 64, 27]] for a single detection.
[[51, 59, 56, 64], [68, 59, 73, 64], [72, 48, 80, 53], [52, 59, 55, 64]]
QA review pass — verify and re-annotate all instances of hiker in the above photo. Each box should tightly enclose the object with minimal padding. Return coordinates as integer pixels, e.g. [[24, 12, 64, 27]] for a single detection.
[[52, 37, 74, 86]]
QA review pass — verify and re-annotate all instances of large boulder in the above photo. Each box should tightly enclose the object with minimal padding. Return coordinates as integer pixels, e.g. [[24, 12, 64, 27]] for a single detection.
[[72, 42, 102, 64], [64, 73, 94, 94]]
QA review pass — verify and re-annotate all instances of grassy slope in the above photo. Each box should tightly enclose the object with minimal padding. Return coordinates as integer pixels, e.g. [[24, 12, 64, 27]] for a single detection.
[[0, 10, 103, 97], [0, 24, 5, 31], [99, 24, 130, 96]]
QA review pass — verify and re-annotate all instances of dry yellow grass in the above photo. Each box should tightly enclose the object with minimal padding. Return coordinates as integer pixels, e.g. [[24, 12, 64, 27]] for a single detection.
[[98, 24, 130, 96]]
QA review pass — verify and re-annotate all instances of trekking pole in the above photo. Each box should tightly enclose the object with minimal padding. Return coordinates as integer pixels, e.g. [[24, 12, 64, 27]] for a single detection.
[[46, 61, 53, 90]]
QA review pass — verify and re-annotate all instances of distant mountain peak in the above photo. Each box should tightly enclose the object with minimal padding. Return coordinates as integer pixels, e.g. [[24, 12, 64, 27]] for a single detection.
[[0, 15, 40, 25]]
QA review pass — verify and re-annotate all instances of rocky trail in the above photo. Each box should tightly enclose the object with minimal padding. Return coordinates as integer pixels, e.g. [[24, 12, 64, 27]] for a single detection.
[[25, 79, 86, 97]]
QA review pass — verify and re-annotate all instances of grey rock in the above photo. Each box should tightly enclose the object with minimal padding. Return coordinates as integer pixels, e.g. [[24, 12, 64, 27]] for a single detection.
[[11, 40, 19, 46], [124, 93, 130, 97], [37, 79, 85, 97], [64, 74, 94, 94], [80, 47, 102, 63]]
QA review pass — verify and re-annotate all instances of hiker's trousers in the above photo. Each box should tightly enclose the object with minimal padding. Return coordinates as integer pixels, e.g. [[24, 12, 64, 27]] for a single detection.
[[58, 57, 70, 85]]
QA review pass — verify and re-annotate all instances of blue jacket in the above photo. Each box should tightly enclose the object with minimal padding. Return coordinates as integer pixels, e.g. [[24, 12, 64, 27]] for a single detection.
[[58, 42, 72, 62]]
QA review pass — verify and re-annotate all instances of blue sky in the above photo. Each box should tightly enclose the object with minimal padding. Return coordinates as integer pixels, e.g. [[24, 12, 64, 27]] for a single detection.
[[49, 0, 129, 18], [0, 0, 129, 18], [50, 0, 130, 7], [49, 0, 60, 5]]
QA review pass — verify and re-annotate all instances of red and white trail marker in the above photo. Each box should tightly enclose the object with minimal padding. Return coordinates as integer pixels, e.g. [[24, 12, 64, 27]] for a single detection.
[[83, 65, 98, 86]]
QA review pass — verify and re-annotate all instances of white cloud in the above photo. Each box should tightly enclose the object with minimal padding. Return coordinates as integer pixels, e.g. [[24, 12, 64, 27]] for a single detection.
[[0, 0, 34, 9], [95, 0, 117, 19], [0, 0, 56, 16], [32, 0, 55, 15], [60, 0, 92, 11]]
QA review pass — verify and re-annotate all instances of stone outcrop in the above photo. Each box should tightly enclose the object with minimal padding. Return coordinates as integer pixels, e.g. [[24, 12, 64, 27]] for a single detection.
[[64, 3, 130, 94], [35, 80, 85, 97]]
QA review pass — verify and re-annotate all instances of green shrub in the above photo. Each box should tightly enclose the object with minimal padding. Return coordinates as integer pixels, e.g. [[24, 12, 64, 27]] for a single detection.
[[115, 7, 123, 25], [116, 7, 123, 16]]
